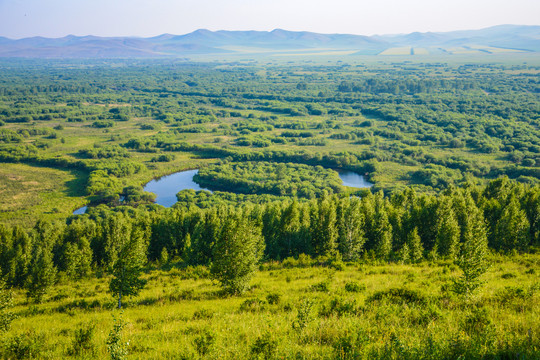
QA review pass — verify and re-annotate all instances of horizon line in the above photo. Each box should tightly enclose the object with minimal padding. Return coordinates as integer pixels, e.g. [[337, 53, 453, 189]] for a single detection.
[[2, 23, 539, 41]]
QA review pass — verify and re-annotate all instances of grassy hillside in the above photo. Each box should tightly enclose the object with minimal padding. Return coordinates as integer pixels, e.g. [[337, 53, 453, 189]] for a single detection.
[[2, 254, 539, 359]]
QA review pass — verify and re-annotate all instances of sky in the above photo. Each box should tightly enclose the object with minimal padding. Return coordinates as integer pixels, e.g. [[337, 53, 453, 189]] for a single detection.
[[0, 0, 539, 39]]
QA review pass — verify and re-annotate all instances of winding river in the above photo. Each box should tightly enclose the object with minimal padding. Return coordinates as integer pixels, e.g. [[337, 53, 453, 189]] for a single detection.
[[73, 168, 373, 213]]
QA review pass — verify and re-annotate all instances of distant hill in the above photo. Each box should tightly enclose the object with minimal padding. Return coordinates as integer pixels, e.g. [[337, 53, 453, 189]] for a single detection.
[[0, 25, 539, 58]]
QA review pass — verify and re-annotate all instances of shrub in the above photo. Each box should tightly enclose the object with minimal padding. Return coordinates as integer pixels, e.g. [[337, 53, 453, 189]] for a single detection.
[[344, 281, 366, 293], [310, 280, 331, 292], [281, 254, 314, 268], [69, 322, 96, 356], [292, 299, 314, 332], [367, 288, 428, 306], [333, 332, 363, 360], [4, 331, 44, 359], [193, 329, 215, 356], [250, 331, 278, 360], [409, 305, 442, 326], [167, 289, 198, 302], [107, 316, 128, 360], [266, 293, 281, 305], [495, 286, 534, 304], [239, 298, 266, 313], [319, 297, 359, 317], [461, 307, 494, 336], [192, 308, 214, 320]]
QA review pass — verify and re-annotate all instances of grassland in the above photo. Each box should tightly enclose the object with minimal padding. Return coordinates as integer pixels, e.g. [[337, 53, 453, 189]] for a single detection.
[[2, 254, 538, 359], [0, 163, 87, 226]]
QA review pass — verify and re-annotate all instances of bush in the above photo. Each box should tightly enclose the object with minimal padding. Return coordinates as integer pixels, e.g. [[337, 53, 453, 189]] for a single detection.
[[69, 322, 96, 356], [250, 331, 278, 360], [266, 293, 281, 305], [282, 254, 313, 268], [333, 332, 364, 360], [239, 298, 266, 313], [319, 297, 359, 317], [107, 316, 128, 360], [367, 288, 428, 306], [344, 281, 366, 293], [310, 280, 330, 292], [167, 289, 198, 302], [192, 308, 214, 320], [193, 329, 215, 356], [461, 307, 494, 336], [495, 286, 534, 304], [169, 265, 210, 280], [292, 299, 314, 332], [3, 331, 44, 359]]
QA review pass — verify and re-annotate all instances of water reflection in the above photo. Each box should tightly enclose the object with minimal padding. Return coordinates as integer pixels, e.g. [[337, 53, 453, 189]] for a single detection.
[[143, 169, 211, 208], [73, 168, 373, 213], [338, 171, 373, 188]]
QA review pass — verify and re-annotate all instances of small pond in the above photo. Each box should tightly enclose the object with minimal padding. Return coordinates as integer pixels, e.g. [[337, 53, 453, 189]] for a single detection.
[[73, 206, 87, 215], [143, 169, 211, 208], [338, 170, 374, 188], [73, 168, 373, 213]]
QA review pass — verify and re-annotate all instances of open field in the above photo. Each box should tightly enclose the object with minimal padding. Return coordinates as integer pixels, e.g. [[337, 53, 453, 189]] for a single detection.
[[0, 163, 87, 226], [3, 254, 539, 359]]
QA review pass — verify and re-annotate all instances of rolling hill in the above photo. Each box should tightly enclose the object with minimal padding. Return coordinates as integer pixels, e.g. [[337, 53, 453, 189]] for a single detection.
[[0, 25, 538, 58]]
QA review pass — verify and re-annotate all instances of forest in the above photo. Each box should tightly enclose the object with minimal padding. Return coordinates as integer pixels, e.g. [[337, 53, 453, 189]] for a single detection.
[[0, 57, 539, 359]]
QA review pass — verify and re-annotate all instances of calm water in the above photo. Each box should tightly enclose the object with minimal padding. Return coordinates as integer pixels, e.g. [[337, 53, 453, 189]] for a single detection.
[[73, 206, 87, 215], [143, 169, 211, 207], [338, 170, 374, 188], [74, 168, 373, 213]]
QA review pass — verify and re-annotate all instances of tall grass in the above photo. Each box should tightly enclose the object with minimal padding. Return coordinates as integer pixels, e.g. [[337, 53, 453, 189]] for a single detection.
[[1, 254, 538, 359]]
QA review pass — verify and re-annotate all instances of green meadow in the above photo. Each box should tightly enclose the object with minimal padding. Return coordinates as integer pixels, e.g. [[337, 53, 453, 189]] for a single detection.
[[3, 254, 539, 359]]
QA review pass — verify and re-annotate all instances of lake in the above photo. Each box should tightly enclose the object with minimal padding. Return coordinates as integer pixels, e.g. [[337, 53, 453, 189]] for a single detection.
[[338, 170, 374, 188], [73, 168, 373, 213], [143, 169, 211, 208]]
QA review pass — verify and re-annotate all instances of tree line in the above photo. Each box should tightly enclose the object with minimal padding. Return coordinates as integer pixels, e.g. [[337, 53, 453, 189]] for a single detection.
[[0, 177, 537, 300]]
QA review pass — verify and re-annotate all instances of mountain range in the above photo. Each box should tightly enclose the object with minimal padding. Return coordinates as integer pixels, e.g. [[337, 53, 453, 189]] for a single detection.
[[0, 25, 539, 58]]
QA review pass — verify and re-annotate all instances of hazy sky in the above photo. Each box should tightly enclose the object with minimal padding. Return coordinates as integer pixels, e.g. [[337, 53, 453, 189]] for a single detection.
[[0, 0, 539, 39]]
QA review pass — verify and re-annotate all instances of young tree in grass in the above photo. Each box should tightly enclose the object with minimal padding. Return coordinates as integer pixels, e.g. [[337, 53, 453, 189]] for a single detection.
[[211, 210, 264, 295], [9, 226, 32, 288], [105, 215, 147, 309], [454, 193, 489, 299]]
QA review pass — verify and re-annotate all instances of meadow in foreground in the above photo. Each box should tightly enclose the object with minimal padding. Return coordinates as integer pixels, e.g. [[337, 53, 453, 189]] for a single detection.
[[2, 253, 539, 359]]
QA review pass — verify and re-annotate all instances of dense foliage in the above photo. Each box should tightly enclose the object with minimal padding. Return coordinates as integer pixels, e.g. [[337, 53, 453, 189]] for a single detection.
[[0, 59, 539, 225], [0, 178, 537, 296], [194, 161, 344, 198]]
